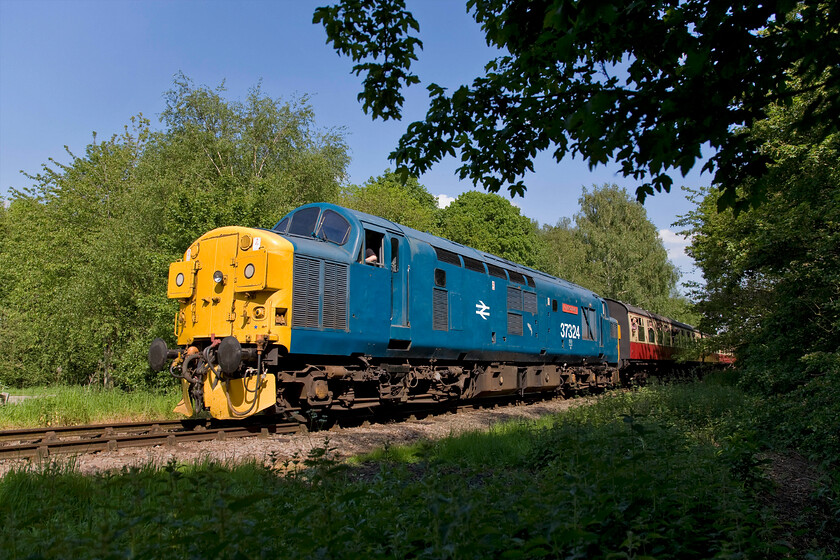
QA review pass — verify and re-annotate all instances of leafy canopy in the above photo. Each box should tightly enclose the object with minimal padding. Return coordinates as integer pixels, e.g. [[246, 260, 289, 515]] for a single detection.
[[679, 77, 840, 393], [315, 0, 840, 211], [438, 191, 556, 274], [0, 76, 348, 388]]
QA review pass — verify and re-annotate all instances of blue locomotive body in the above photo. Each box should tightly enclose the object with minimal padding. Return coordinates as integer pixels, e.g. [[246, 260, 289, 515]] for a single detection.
[[277, 203, 618, 368]]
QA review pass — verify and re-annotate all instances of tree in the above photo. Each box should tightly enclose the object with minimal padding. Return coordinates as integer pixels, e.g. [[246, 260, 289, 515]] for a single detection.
[[151, 74, 349, 253], [315, 0, 839, 210], [0, 77, 349, 389], [340, 170, 440, 232], [540, 217, 588, 287], [438, 191, 556, 274], [575, 185, 680, 312], [680, 79, 840, 392], [541, 185, 685, 319]]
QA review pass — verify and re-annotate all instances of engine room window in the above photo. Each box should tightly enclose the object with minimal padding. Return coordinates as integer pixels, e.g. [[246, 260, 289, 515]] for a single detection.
[[508, 270, 526, 285], [433, 246, 462, 267], [288, 207, 320, 236], [273, 216, 289, 233], [434, 268, 446, 287], [487, 264, 507, 279], [463, 256, 486, 273], [317, 210, 350, 245], [552, 299, 558, 312]]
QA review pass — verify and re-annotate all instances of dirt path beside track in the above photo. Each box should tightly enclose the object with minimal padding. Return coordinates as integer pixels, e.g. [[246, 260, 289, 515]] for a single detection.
[[0, 396, 596, 477]]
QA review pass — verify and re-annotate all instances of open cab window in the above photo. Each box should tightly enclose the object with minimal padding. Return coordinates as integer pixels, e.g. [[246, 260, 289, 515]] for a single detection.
[[361, 230, 384, 265]]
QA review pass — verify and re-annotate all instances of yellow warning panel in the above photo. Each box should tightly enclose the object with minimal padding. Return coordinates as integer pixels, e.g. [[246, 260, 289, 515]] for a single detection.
[[204, 369, 276, 420]]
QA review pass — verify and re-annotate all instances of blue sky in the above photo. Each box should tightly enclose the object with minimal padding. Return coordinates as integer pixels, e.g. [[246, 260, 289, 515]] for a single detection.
[[0, 0, 710, 288]]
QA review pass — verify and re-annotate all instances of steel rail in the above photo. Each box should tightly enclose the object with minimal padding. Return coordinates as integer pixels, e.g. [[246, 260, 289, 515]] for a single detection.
[[0, 420, 189, 444], [0, 419, 301, 460]]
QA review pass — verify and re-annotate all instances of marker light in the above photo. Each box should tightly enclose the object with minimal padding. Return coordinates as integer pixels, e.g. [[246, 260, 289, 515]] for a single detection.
[[213, 270, 224, 284], [244, 263, 255, 279], [175, 272, 185, 287]]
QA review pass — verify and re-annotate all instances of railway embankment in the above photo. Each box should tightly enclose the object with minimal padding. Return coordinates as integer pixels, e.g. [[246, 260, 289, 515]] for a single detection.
[[1, 377, 836, 559]]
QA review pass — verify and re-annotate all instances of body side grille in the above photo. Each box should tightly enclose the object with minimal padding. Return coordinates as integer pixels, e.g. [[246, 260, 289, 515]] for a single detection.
[[323, 262, 348, 330], [433, 288, 448, 331], [292, 256, 321, 328], [508, 312, 523, 336]]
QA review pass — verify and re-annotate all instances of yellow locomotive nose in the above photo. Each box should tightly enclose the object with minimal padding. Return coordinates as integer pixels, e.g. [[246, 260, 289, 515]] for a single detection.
[[166, 227, 293, 347], [161, 227, 294, 419]]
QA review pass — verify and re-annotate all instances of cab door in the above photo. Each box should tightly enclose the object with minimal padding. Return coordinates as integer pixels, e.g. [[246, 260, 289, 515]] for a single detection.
[[388, 233, 411, 346]]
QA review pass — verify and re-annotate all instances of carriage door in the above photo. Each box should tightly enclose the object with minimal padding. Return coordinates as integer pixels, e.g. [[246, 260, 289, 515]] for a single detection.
[[388, 233, 411, 345]]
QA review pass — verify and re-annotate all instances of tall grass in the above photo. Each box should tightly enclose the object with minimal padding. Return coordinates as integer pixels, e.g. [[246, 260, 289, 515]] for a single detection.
[[0, 385, 179, 428], [0, 381, 796, 559]]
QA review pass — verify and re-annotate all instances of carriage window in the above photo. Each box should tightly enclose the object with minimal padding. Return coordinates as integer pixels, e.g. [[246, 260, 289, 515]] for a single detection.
[[273, 216, 289, 233], [362, 230, 384, 265], [637, 322, 645, 342], [317, 210, 351, 245], [463, 256, 486, 273], [288, 207, 320, 236], [648, 327, 656, 344]]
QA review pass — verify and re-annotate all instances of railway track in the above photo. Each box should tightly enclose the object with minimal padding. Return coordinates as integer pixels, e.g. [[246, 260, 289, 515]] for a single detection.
[[0, 391, 594, 461], [0, 418, 302, 460]]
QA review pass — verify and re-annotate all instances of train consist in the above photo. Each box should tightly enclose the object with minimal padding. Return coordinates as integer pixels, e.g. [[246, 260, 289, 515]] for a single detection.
[[149, 203, 726, 420]]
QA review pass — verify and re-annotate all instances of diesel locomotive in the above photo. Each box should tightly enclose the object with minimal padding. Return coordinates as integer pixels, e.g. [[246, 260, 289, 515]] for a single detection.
[[148, 202, 714, 421]]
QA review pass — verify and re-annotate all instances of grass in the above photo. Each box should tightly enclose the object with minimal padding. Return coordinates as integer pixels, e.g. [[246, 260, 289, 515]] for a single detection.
[[0, 385, 180, 428], [2, 380, 814, 559]]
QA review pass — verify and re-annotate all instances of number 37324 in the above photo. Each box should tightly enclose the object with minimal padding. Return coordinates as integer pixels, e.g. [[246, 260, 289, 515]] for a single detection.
[[559, 323, 581, 340]]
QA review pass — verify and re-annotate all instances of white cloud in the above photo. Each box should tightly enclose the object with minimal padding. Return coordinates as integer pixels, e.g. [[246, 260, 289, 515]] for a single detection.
[[436, 194, 456, 208], [658, 229, 693, 263], [659, 229, 704, 294]]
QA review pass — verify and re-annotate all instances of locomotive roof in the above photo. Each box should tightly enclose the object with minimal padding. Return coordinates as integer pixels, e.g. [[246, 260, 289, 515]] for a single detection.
[[341, 205, 598, 300], [283, 203, 601, 303]]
